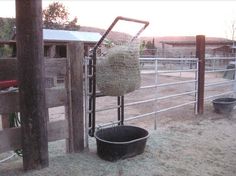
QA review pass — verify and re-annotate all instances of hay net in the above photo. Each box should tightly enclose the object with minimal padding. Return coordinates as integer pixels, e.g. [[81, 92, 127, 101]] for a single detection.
[[96, 42, 141, 96]]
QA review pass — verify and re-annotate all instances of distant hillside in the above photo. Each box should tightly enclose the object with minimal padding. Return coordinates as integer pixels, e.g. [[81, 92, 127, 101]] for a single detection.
[[0, 17, 133, 43], [81, 27, 232, 46], [0, 16, 230, 46]]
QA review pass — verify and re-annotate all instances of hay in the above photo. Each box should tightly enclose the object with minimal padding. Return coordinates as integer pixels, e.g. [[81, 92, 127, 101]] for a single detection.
[[96, 44, 141, 96]]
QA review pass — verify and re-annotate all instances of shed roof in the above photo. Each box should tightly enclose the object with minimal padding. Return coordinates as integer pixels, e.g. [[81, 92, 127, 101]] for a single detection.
[[43, 29, 102, 43]]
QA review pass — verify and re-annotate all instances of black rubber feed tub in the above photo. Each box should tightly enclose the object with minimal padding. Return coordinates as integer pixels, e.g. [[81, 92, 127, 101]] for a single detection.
[[212, 97, 236, 114], [94, 125, 149, 162]]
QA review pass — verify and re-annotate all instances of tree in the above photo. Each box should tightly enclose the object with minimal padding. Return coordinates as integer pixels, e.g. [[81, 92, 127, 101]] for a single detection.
[[0, 18, 15, 57], [145, 38, 157, 56], [43, 2, 79, 30], [139, 40, 146, 55], [0, 17, 15, 40]]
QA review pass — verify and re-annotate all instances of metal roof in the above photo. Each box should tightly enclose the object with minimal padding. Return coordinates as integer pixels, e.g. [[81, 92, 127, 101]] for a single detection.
[[43, 29, 102, 43]]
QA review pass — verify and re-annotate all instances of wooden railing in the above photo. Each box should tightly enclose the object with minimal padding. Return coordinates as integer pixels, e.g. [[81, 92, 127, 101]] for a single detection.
[[0, 42, 84, 154]]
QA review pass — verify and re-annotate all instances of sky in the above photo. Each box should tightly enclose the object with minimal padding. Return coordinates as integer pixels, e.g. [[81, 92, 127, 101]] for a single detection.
[[1, 0, 236, 39]]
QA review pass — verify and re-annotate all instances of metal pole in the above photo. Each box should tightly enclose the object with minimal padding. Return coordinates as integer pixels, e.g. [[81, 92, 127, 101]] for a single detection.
[[117, 96, 121, 125], [194, 59, 199, 115], [84, 58, 89, 148], [234, 57, 236, 97], [121, 96, 124, 125], [154, 59, 158, 130], [180, 60, 183, 77]]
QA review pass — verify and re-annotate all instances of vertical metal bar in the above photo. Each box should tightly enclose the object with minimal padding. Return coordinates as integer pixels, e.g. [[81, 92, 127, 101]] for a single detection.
[[154, 58, 158, 130], [88, 58, 93, 136], [196, 35, 205, 114], [121, 96, 124, 125], [117, 96, 121, 125], [117, 96, 124, 125], [90, 52, 97, 137], [180, 60, 182, 77], [234, 57, 236, 97], [213, 58, 215, 72], [84, 58, 89, 148], [194, 59, 199, 115]]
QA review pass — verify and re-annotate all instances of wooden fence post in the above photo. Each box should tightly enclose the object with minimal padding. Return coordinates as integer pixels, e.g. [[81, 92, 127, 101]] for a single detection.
[[196, 35, 205, 114], [16, 0, 48, 170], [66, 42, 84, 152]]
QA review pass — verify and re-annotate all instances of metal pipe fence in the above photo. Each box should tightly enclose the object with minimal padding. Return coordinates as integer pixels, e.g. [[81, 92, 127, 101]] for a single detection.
[[84, 56, 236, 140], [204, 57, 236, 101], [84, 57, 199, 131], [130, 58, 198, 129]]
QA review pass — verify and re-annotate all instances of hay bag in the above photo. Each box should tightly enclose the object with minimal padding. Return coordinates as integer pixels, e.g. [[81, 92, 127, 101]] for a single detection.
[[96, 44, 141, 96]]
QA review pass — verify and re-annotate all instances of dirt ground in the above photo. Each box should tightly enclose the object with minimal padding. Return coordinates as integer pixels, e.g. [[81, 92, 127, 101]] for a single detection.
[[0, 72, 236, 176]]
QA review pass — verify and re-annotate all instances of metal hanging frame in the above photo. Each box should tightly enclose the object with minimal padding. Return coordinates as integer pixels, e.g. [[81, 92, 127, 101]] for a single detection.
[[88, 16, 149, 136]]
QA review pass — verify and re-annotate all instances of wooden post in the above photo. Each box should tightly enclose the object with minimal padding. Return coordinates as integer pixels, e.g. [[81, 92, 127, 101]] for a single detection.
[[196, 35, 205, 114], [66, 42, 84, 152], [16, 0, 48, 170]]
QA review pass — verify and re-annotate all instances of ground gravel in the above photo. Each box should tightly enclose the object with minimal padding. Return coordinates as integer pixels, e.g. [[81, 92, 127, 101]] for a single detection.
[[1, 112, 236, 176]]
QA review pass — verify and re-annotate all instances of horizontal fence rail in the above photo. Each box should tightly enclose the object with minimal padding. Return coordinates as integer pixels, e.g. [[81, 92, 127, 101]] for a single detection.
[[0, 58, 68, 114], [0, 57, 68, 80], [0, 120, 68, 153], [204, 57, 236, 101], [125, 100, 197, 122], [0, 57, 69, 154], [0, 88, 67, 113]]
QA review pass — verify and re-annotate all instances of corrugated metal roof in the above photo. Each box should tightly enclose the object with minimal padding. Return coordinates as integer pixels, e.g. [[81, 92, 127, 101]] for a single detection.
[[43, 29, 101, 43]]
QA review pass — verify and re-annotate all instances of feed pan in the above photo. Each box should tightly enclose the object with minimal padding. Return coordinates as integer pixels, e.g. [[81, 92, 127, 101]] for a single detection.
[[212, 97, 236, 114], [94, 125, 149, 161]]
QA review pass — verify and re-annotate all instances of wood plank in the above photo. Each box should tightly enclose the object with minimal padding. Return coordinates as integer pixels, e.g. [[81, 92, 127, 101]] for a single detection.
[[46, 88, 67, 108], [0, 126, 21, 153], [0, 58, 17, 81], [48, 120, 68, 142], [45, 58, 68, 77], [0, 91, 19, 114], [0, 58, 67, 80], [0, 88, 67, 113], [0, 120, 68, 153]]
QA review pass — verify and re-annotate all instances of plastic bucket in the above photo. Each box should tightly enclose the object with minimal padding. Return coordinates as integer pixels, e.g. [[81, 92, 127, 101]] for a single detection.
[[94, 125, 149, 162], [212, 97, 236, 114]]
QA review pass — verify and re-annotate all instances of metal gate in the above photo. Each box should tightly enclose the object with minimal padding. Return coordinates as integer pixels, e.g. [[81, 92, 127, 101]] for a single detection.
[[84, 56, 199, 147]]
